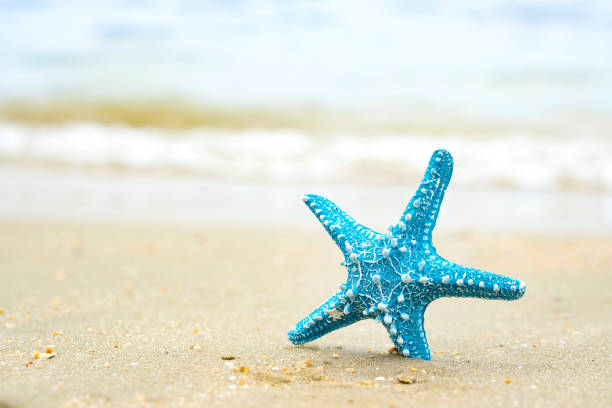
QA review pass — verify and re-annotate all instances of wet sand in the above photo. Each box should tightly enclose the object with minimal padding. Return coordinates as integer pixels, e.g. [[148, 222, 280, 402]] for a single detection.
[[0, 220, 610, 407]]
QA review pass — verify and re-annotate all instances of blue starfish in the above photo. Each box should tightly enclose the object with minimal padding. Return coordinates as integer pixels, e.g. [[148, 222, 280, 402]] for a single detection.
[[288, 149, 526, 360]]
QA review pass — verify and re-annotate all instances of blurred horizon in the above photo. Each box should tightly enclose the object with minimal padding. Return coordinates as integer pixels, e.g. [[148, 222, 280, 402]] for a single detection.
[[0, 1, 611, 232], [1, 0, 611, 123]]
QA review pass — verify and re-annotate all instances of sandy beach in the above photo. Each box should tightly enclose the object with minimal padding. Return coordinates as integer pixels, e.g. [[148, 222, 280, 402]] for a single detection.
[[1, 219, 610, 407], [2, 1, 612, 407]]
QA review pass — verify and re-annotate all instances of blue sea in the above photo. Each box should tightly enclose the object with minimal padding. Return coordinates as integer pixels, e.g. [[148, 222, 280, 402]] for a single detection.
[[0, 1, 611, 232], [1, 0, 611, 120]]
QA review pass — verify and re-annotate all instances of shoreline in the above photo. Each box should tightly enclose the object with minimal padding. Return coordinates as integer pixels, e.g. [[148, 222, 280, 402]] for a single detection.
[[1, 163, 611, 235]]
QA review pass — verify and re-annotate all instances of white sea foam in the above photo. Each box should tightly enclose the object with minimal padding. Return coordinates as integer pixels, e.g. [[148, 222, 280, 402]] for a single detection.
[[1, 122, 610, 191]]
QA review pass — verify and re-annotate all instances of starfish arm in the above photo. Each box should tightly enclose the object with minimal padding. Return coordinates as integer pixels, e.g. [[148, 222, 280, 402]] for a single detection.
[[383, 305, 431, 360], [393, 149, 453, 244], [302, 194, 381, 258], [429, 257, 526, 301], [288, 292, 366, 345]]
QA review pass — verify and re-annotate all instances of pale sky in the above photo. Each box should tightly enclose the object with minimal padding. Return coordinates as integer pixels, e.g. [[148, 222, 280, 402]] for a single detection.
[[1, 0, 611, 118]]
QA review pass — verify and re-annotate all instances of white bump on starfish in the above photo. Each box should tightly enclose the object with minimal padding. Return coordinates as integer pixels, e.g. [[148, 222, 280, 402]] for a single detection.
[[468, 279, 474, 286], [391, 238, 398, 248], [456, 278, 464, 286], [418, 260, 426, 272], [419, 277, 429, 284], [382, 248, 390, 258], [441, 275, 449, 284], [519, 281, 526, 291], [345, 242, 353, 253], [372, 274, 381, 284], [479, 281, 485, 288], [344, 303, 352, 315], [405, 213, 412, 221], [399, 246, 407, 253], [390, 324, 397, 335], [314, 316, 323, 321], [413, 199, 421, 208], [410, 238, 417, 246], [493, 284, 500, 292], [349, 253, 359, 263], [383, 314, 393, 325], [315, 209, 322, 214], [510, 285, 516, 292], [400, 313, 409, 320], [398, 221, 406, 232], [378, 303, 388, 312], [397, 293, 404, 303], [346, 289, 354, 298], [401, 274, 413, 284], [402, 349, 410, 357], [397, 336, 404, 345]]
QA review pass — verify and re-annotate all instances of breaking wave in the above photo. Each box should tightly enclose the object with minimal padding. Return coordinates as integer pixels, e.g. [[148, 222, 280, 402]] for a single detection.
[[1, 122, 610, 191]]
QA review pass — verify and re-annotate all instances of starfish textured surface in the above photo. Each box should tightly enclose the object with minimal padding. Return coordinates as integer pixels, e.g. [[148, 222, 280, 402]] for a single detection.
[[288, 149, 526, 360]]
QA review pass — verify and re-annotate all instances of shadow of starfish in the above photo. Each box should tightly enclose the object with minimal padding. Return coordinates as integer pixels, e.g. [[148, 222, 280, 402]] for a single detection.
[[288, 149, 526, 360]]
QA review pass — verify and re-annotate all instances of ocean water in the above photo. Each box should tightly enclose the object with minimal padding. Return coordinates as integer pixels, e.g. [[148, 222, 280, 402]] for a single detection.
[[1, 121, 611, 234], [1, 1, 611, 121], [1, 1, 611, 232], [1, 122, 611, 191]]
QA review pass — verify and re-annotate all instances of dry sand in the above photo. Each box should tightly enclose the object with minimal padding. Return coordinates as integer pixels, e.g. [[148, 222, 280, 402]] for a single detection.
[[0, 220, 610, 407]]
